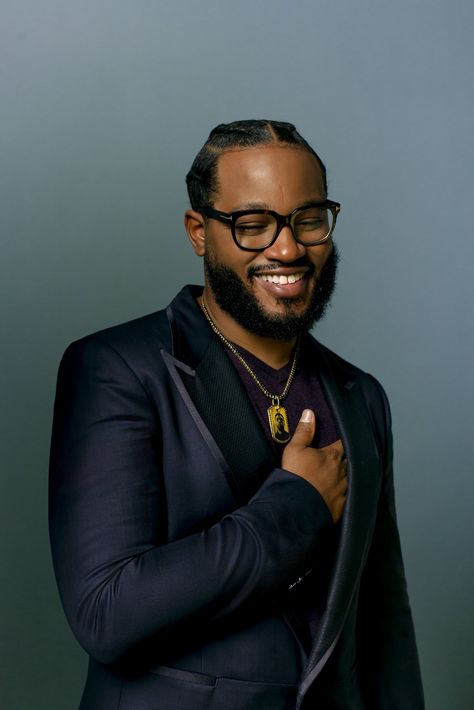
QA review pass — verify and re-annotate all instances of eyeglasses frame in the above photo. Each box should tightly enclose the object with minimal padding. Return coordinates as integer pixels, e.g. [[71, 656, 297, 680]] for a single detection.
[[201, 199, 341, 252]]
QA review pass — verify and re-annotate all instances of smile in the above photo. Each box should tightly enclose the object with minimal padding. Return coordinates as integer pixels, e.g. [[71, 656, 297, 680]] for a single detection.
[[256, 272, 306, 285]]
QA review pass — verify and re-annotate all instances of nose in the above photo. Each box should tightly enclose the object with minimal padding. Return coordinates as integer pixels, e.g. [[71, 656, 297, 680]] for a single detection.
[[262, 224, 306, 262]]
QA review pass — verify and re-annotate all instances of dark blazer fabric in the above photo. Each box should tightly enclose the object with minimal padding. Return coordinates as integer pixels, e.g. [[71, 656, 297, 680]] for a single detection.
[[49, 285, 424, 710]]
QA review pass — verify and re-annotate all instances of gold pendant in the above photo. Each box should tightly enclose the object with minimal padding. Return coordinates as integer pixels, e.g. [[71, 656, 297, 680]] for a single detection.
[[267, 399, 291, 443]]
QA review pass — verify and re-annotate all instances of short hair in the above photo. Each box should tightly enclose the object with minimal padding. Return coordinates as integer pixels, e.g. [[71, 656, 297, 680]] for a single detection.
[[185, 119, 327, 212]]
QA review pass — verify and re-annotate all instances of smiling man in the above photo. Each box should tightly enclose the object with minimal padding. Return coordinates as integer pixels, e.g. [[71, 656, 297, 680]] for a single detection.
[[49, 120, 424, 709]]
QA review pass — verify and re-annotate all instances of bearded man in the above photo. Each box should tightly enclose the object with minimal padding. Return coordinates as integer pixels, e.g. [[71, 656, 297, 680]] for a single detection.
[[49, 119, 424, 709]]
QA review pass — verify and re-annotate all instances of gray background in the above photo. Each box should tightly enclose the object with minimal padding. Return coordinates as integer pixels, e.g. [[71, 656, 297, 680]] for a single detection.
[[1, 1, 473, 708]]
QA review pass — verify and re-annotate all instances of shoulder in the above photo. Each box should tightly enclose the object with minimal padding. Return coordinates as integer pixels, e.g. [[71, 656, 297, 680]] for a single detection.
[[307, 334, 392, 448], [60, 284, 203, 365], [65, 305, 171, 358], [308, 334, 385, 389], [76, 306, 170, 352], [56, 307, 173, 396]]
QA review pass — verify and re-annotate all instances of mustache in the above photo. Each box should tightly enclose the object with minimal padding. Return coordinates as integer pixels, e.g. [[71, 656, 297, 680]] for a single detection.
[[248, 259, 316, 277]]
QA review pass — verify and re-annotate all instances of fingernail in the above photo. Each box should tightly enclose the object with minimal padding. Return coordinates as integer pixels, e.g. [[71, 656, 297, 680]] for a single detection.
[[301, 409, 313, 423]]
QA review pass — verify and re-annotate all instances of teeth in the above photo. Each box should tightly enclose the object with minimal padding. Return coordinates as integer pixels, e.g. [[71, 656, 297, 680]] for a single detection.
[[260, 272, 304, 285]]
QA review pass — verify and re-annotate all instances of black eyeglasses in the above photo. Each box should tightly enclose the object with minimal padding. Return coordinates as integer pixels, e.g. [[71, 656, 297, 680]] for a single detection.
[[201, 200, 341, 251]]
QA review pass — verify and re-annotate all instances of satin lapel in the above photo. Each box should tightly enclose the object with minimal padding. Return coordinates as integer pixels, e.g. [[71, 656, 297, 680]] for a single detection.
[[179, 339, 276, 503], [163, 288, 276, 504], [299, 339, 383, 692]]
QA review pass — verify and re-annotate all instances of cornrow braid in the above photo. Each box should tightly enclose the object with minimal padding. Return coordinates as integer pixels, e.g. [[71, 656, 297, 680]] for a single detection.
[[185, 119, 327, 212]]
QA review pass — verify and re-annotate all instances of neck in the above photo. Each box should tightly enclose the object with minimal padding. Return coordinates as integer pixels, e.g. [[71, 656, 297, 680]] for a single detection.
[[200, 287, 297, 369]]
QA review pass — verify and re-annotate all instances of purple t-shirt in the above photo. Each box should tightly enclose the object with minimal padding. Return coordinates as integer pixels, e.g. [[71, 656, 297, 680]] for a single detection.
[[225, 337, 339, 454]]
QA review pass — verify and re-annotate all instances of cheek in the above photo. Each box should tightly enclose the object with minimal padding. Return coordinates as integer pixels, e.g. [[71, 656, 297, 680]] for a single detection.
[[206, 229, 238, 260], [309, 243, 333, 272], [208, 238, 256, 276]]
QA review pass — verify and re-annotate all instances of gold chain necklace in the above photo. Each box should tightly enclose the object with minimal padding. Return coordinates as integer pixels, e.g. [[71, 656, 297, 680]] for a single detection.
[[200, 298, 299, 444]]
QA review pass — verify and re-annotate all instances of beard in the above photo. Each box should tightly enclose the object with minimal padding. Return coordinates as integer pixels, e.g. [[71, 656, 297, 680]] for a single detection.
[[204, 243, 339, 341]]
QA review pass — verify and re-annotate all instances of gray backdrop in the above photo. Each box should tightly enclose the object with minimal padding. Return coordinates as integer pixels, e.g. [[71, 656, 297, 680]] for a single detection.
[[1, 1, 472, 708]]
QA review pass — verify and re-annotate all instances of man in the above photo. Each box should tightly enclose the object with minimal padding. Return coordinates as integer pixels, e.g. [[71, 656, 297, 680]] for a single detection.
[[49, 120, 424, 709], [273, 410, 290, 444]]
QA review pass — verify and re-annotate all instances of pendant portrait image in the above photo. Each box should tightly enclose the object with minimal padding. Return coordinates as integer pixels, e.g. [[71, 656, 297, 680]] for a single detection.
[[268, 404, 291, 443]]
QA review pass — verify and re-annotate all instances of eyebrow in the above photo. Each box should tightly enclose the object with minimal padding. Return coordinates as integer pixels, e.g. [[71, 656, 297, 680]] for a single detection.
[[228, 198, 327, 212], [228, 201, 271, 211]]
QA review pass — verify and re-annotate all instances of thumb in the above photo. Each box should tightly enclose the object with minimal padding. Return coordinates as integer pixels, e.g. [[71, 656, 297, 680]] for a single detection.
[[290, 409, 316, 448]]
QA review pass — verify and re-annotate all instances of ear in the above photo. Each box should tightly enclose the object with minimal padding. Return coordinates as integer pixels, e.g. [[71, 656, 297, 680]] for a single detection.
[[184, 210, 206, 256]]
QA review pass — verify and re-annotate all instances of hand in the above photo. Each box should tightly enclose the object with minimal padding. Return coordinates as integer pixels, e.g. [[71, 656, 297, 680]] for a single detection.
[[282, 409, 348, 523]]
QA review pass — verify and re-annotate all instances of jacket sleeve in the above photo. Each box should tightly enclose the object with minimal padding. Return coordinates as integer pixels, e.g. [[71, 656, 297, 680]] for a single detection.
[[49, 336, 333, 665], [357, 375, 424, 709]]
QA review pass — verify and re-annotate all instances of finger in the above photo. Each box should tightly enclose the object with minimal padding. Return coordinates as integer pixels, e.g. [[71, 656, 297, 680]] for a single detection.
[[290, 409, 316, 448], [339, 462, 349, 487], [341, 458, 349, 477], [322, 439, 344, 457]]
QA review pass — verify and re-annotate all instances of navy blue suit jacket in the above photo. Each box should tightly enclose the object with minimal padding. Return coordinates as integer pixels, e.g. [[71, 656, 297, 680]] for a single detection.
[[49, 285, 424, 709]]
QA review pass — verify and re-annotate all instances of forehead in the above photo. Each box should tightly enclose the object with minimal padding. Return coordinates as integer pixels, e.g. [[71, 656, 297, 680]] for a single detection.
[[215, 145, 325, 211]]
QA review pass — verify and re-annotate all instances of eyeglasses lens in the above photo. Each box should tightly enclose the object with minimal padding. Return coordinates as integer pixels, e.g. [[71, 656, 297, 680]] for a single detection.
[[234, 207, 334, 249]]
